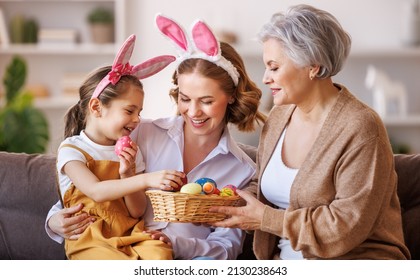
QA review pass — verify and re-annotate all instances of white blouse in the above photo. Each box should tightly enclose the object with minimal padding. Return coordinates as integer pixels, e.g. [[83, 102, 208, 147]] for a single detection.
[[134, 116, 256, 260]]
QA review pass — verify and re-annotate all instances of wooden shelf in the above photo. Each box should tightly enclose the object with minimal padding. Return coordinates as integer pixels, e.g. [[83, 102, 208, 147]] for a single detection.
[[349, 46, 420, 58], [383, 115, 420, 126], [0, 43, 117, 55], [0, 0, 115, 3], [237, 44, 420, 59], [33, 96, 79, 110], [6, 44, 417, 58]]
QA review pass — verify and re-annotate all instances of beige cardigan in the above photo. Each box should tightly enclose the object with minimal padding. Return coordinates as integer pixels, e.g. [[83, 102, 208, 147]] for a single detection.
[[248, 85, 410, 259]]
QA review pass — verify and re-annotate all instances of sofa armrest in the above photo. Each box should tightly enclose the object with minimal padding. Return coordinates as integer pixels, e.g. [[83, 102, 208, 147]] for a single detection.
[[394, 153, 420, 260], [0, 152, 65, 259]]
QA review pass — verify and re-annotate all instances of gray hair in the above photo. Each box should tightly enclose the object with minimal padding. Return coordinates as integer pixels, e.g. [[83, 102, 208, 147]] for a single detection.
[[258, 4, 351, 78]]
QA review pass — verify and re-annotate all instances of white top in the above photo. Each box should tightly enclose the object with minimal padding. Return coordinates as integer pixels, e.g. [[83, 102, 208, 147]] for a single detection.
[[260, 128, 304, 260], [56, 130, 145, 198], [46, 116, 256, 260]]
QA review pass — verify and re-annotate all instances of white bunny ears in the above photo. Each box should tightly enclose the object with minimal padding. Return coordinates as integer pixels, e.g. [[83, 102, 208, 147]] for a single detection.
[[155, 14, 240, 86], [91, 34, 176, 99]]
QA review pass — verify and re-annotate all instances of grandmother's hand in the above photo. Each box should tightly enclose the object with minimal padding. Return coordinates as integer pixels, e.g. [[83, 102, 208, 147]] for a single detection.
[[209, 189, 265, 231]]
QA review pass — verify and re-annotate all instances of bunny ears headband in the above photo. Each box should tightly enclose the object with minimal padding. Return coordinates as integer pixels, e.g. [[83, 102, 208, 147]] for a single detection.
[[92, 34, 176, 99], [155, 14, 240, 86]]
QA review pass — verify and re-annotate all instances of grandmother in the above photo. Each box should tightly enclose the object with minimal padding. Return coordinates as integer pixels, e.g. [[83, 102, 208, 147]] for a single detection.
[[211, 4, 410, 260]]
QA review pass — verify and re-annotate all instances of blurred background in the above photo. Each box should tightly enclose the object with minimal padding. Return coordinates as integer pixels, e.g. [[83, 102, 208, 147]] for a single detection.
[[0, 0, 419, 154]]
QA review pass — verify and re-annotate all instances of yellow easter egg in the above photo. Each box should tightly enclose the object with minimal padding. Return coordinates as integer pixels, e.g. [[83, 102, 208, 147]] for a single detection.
[[180, 183, 202, 194], [220, 187, 234, 197]]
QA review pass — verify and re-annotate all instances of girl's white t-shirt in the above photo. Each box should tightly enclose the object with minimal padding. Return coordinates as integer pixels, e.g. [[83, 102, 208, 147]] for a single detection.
[[56, 130, 145, 199]]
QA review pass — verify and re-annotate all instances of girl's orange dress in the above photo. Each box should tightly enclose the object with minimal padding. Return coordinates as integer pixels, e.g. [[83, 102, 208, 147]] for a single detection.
[[61, 144, 172, 260]]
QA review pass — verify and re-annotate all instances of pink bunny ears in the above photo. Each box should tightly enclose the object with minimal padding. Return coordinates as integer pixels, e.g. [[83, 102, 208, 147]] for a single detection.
[[91, 34, 176, 99], [155, 14, 240, 86]]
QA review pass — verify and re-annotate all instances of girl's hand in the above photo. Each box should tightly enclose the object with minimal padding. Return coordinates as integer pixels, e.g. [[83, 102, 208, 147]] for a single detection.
[[209, 189, 264, 231], [118, 140, 138, 178], [146, 170, 185, 190], [145, 230, 172, 246], [48, 203, 96, 240]]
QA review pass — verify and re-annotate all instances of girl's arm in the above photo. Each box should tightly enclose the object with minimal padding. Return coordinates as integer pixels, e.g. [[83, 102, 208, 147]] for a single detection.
[[123, 190, 147, 218], [119, 142, 147, 218], [63, 160, 184, 203]]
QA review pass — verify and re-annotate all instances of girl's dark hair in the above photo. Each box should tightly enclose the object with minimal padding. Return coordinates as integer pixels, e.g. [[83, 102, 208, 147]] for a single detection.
[[64, 66, 144, 138], [169, 42, 266, 132]]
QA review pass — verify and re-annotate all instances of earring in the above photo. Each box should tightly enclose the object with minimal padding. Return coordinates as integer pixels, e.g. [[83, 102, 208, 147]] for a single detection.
[[309, 67, 315, 80]]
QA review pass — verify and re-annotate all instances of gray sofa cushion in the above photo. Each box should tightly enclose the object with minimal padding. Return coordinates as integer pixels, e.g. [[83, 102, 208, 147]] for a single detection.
[[394, 153, 420, 260], [0, 149, 419, 259], [0, 152, 65, 259]]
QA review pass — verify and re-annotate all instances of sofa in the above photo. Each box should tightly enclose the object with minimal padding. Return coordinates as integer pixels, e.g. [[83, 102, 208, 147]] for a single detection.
[[0, 150, 419, 260]]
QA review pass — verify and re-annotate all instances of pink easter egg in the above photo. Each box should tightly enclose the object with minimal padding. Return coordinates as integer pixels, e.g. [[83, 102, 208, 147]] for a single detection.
[[115, 136, 132, 156], [171, 172, 187, 192]]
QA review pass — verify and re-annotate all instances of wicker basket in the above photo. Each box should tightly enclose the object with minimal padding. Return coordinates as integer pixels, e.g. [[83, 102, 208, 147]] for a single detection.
[[145, 190, 241, 223]]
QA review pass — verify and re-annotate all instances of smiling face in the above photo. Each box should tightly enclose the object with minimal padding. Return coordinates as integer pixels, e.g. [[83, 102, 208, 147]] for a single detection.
[[177, 72, 230, 139], [88, 83, 143, 146], [262, 38, 312, 106]]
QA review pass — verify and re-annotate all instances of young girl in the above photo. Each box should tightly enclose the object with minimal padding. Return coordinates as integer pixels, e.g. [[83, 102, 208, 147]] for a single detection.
[[57, 34, 184, 260]]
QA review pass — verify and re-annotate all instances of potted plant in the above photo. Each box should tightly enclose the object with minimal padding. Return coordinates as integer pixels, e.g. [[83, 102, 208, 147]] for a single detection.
[[87, 7, 114, 44], [0, 56, 49, 153]]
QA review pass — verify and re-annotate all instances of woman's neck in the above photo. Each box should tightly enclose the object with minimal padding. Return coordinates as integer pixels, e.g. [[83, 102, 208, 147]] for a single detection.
[[182, 124, 224, 173], [295, 80, 340, 124]]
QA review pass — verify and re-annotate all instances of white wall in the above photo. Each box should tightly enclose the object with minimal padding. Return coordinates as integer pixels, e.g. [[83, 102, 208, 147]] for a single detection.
[[3, 0, 415, 152], [125, 0, 412, 117], [123, 0, 420, 148]]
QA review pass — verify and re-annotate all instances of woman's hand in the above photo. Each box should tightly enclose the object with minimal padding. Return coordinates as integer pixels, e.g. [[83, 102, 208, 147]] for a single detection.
[[209, 189, 265, 231], [48, 203, 95, 240], [145, 230, 172, 246]]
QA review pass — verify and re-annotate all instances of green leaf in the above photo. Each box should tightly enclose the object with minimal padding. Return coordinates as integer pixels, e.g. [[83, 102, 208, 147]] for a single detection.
[[3, 56, 27, 104], [1, 106, 49, 153], [87, 7, 114, 23], [10, 91, 34, 111], [1, 55, 49, 154]]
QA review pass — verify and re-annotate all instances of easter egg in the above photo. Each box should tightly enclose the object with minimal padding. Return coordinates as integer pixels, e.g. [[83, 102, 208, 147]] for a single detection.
[[195, 178, 219, 195], [195, 178, 217, 188], [171, 172, 188, 192], [223, 184, 237, 194], [220, 185, 237, 197], [202, 182, 220, 195], [180, 183, 202, 194], [181, 174, 188, 186], [115, 136, 132, 156]]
